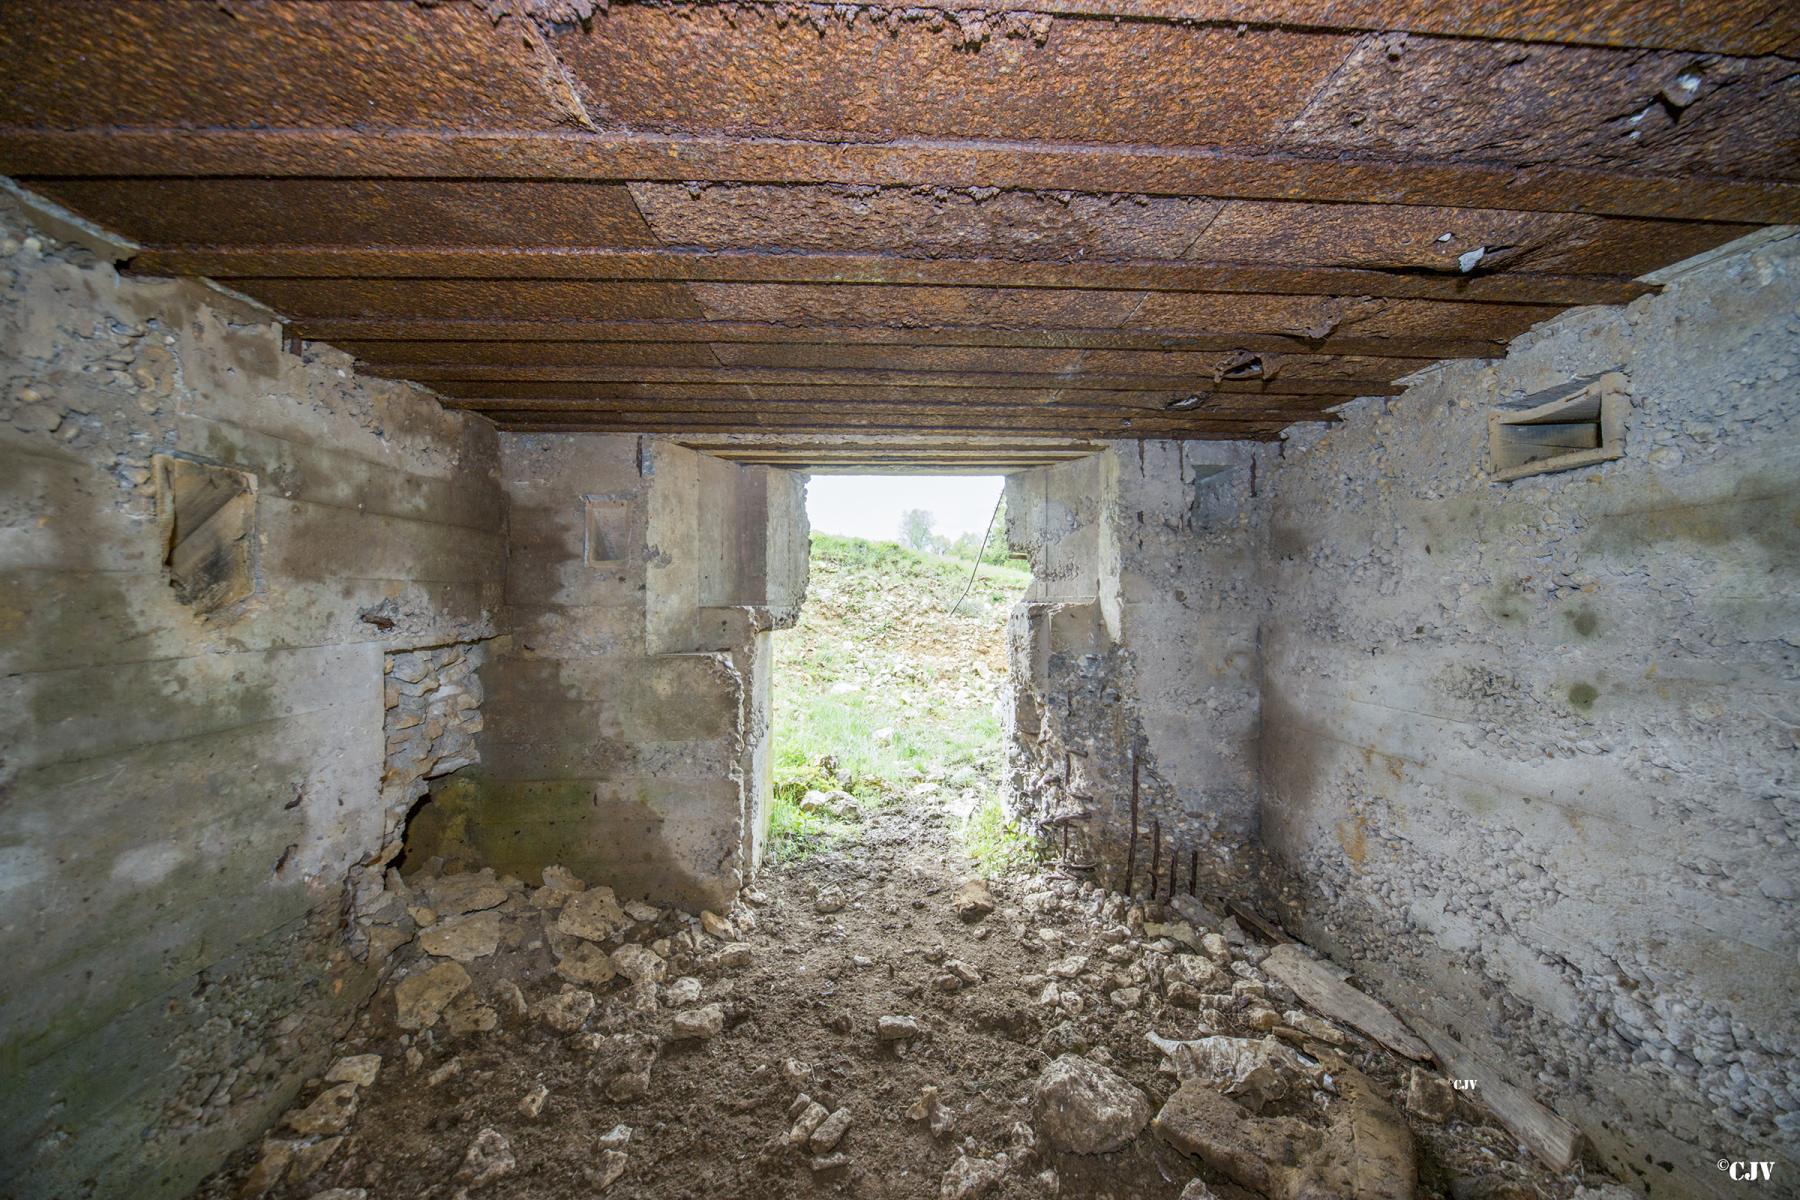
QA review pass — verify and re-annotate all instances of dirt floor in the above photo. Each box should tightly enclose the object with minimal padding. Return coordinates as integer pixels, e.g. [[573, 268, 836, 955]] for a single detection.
[[195, 793, 1630, 1200]]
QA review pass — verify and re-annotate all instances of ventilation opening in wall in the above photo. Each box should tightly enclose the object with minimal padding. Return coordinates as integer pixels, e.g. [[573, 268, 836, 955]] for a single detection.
[[1488, 372, 1627, 482], [154, 453, 257, 614], [767, 474, 1035, 870], [584, 493, 631, 565]]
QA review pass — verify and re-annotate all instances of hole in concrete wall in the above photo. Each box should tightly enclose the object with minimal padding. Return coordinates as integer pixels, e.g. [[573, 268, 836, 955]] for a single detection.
[[584, 493, 630, 565], [154, 453, 257, 614], [1488, 372, 1627, 482], [769, 474, 1036, 871]]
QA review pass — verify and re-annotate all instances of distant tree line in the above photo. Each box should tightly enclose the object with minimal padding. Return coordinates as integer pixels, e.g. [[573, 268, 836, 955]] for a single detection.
[[898, 501, 1011, 565]]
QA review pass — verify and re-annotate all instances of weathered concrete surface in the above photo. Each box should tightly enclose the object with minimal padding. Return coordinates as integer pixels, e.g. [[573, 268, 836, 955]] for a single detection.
[[1254, 232, 1800, 1198], [1003, 440, 1264, 896], [416, 435, 806, 911], [0, 192, 505, 1199]]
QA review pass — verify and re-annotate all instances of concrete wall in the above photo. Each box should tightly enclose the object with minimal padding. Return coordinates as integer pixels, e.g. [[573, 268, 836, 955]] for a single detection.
[[412, 435, 806, 911], [1003, 440, 1264, 897], [0, 193, 505, 1199], [1253, 232, 1800, 1196]]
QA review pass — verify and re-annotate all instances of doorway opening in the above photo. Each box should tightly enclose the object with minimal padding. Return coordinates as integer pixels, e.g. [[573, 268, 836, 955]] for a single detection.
[[768, 474, 1038, 872]]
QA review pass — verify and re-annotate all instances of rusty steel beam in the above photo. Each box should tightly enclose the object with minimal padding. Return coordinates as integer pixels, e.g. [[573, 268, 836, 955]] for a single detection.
[[126, 246, 1651, 306], [374, 364, 1402, 394], [436, 397, 1337, 423], [485, 413, 1292, 439], [7, 131, 1796, 224], [290, 317, 1505, 359], [588, 0, 1797, 56]]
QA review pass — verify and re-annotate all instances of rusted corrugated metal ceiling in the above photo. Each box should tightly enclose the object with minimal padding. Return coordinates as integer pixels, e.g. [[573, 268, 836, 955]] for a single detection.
[[1, 0, 1795, 459]]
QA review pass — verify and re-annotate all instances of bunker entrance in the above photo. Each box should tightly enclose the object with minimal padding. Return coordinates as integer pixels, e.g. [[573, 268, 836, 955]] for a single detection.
[[767, 474, 1036, 870]]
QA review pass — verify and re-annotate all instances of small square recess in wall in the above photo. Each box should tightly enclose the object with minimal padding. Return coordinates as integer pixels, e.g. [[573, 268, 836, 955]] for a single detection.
[[584, 494, 630, 565], [154, 453, 257, 614], [1489, 372, 1627, 483]]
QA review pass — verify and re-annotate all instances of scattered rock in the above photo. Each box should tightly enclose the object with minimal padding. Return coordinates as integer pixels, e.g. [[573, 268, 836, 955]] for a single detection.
[[953, 878, 996, 922], [444, 991, 499, 1035], [588, 1149, 629, 1190], [286, 1084, 358, 1136], [700, 910, 734, 938], [418, 909, 502, 961], [672, 1003, 726, 1040], [707, 942, 754, 970], [790, 1100, 829, 1145], [556, 886, 629, 942], [456, 1128, 515, 1189], [939, 1152, 1008, 1200], [424, 871, 508, 917], [596, 1123, 633, 1150], [240, 1140, 293, 1196], [877, 1015, 924, 1041], [541, 864, 585, 892], [1032, 1053, 1152, 1154], [324, 1054, 381, 1088], [426, 1058, 462, 1087], [1152, 1082, 1319, 1197], [555, 939, 619, 986], [664, 976, 703, 1006], [612, 942, 667, 984], [519, 1082, 549, 1119], [907, 1085, 956, 1138], [394, 961, 472, 1030], [815, 885, 847, 914], [1147, 1033, 1305, 1112], [809, 1106, 852, 1153], [534, 988, 596, 1033]]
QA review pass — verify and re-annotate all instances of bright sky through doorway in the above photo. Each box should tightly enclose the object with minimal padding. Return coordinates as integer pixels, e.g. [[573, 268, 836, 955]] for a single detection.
[[804, 475, 1006, 544]]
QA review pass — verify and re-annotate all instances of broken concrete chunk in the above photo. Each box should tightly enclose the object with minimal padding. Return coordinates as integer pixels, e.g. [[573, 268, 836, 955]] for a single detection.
[[534, 987, 597, 1033], [443, 991, 499, 1035], [1147, 1033, 1307, 1112], [939, 1153, 1008, 1200], [556, 886, 629, 942], [554, 939, 619, 987], [877, 1014, 925, 1040], [953, 878, 996, 921], [790, 1100, 829, 1145], [540, 864, 585, 892], [418, 909, 502, 961], [324, 1053, 381, 1088], [286, 1083, 358, 1136], [423, 871, 508, 917], [588, 1149, 628, 1191], [1294, 1067, 1417, 1199], [240, 1139, 293, 1196], [1153, 1081, 1318, 1197], [809, 1106, 852, 1153], [611, 942, 667, 984], [671, 1002, 725, 1040], [394, 961, 472, 1030], [664, 975, 703, 1006], [456, 1127, 515, 1188], [1031, 1053, 1151, 1154]]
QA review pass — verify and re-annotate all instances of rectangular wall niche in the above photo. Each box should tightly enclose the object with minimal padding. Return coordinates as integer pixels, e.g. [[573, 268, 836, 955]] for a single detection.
[[155, 453, 257, 614], [584, 494, 631, 565], [1489, 372, 1627, 482]]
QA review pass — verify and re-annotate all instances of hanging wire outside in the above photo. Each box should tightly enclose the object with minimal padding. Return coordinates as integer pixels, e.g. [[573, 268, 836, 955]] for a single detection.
[[949, 491, 1005, 615]]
